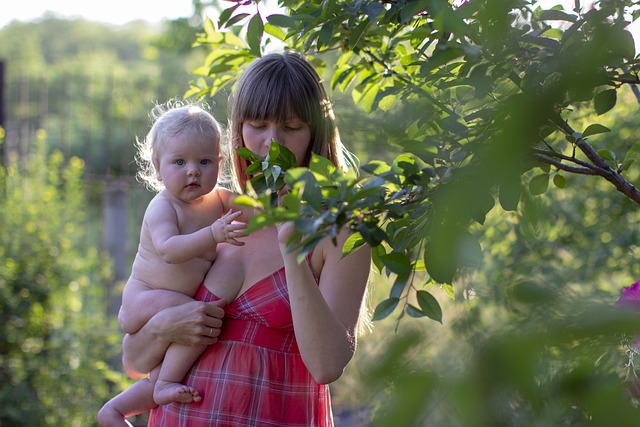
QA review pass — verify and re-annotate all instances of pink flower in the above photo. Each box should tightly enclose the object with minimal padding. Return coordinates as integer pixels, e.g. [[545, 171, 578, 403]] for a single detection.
[[616, 280, 640, 310]]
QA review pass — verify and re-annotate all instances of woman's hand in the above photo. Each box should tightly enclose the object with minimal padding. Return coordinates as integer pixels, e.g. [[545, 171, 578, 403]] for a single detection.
[[151, 299, 227, 346], [123, 299, 226, 377], [275, 184, 301, 251]]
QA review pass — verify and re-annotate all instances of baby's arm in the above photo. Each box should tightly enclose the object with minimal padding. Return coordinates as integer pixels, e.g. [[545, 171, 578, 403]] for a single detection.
[[146, 199, 245, 264]]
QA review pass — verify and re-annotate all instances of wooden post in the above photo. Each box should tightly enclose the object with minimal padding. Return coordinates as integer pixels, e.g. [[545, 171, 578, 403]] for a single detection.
[[102, 179, 129, 318], [0, 59, 5, 169]]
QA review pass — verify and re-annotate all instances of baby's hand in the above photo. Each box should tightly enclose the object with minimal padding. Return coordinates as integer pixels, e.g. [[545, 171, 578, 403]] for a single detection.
[[210, 210, 246, 245]]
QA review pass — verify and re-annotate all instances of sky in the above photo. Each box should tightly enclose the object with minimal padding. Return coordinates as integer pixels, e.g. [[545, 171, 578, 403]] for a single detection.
[[0, 0, 195, 28], [0, 0, 589, 29], [0, 0, 635, 38]]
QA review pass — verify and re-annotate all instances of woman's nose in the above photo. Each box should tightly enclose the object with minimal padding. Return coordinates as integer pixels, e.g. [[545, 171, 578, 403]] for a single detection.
[[265, 126, 282, 147]]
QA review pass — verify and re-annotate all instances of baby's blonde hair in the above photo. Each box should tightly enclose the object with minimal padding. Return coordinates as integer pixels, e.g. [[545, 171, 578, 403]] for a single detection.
[[136, 99, 222, 192]]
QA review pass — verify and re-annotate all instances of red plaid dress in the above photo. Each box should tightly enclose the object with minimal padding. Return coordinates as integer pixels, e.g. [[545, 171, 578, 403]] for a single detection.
[[147, 265, 333, 427]]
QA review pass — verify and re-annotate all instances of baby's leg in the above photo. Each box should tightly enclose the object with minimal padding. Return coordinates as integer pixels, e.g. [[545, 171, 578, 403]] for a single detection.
[[119, 279, 194, 334], [153, 343, 208, 405], [97, 378, 156, 427]]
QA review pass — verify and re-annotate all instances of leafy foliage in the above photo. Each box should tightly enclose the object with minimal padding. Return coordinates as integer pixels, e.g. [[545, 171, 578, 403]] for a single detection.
[[237, 139, 298, 195], [0, 133, 123, 426], [187, 2, 640, 423], [191, 0, 640, 322]]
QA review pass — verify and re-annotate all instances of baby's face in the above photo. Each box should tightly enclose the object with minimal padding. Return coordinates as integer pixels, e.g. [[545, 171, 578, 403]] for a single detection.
[[155, 134, 220, 202]]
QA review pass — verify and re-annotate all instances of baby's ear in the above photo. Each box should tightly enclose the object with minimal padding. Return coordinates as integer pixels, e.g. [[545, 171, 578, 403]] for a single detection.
[[153, 162, 162, 182]]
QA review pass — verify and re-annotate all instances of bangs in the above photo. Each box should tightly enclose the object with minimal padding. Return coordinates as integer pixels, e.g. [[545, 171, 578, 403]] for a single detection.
[[236, 64, 318, 125]]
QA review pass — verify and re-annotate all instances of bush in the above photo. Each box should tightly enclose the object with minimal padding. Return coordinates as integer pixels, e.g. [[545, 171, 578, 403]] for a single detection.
[[0, 131, 126, 426]]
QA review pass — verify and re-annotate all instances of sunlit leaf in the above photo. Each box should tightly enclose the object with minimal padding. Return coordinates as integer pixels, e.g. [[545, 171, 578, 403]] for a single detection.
[[264, 23, 286, 41], [342, 232, 366, 257], [582, 123, 611, 138]]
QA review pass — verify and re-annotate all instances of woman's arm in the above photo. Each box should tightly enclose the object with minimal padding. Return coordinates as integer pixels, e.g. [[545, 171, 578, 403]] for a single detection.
[[279, 224, 371, 384], [121, 299, 226, 378]]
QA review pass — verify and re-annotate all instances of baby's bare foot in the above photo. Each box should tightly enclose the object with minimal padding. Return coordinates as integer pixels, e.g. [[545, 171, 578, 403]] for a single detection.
[[154, 380, 202, 405]]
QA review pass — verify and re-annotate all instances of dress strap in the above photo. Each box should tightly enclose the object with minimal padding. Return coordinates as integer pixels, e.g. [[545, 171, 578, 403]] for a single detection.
[[219, 318, 300, 354]]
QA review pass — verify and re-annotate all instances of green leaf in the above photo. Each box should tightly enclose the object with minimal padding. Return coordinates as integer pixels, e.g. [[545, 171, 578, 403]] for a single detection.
[[593, 89, 617, 115], [529, 174, 549, 196], [286, 169, 324, 211], [378, 93, 398, 112], [420, 47, 465, 76], [342, 232, 366, 257], [442, 283, 455, 300], [597, 149, 616, 162], [424, 227, 457, 284], [362, 160, 392, 175], [539, 9, 577, 22], [582, 123, 611, 138], [416, 290, 443, 323], [266, 14, 296, 28], [406, 304, 425, 318], [373, 297, 400, 321], [380, 251, 411, 275], [247, 14, 264, 57], [264, 23, 286, 41], [225, 13, 251, 28], [609, 27, 636, 59], [348, 19, 369, 49], [552, 174, 567, 189], [457, 232, 483, 268], [309, 153, 337, 179], [371, 245, 386, 274], [317, 22, 335, 50], [499, 181, 521, 211], [218, 4, 240, 28], [623, 140, 640, 177]]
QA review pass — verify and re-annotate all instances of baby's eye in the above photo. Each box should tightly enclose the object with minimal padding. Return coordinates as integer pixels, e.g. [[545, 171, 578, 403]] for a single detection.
[[176, 159, 185, 166], [200, 159, 211, 165]]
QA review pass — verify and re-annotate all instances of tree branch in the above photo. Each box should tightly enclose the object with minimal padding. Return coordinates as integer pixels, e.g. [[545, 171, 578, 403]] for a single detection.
[[532, 147, 601, 171], [547, 113, 640, 204], [534, 153, 600, 175]]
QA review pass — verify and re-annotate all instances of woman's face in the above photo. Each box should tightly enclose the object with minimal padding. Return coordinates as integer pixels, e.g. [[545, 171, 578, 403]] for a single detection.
[[241, 117, 311, 167]]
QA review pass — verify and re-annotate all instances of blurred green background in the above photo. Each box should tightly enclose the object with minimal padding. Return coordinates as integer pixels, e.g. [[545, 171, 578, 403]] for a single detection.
[[3, 2, 640, 426]]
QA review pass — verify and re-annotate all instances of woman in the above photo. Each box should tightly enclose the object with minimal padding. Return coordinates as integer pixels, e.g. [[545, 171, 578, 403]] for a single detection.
[[122, 51, 371, 426]]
